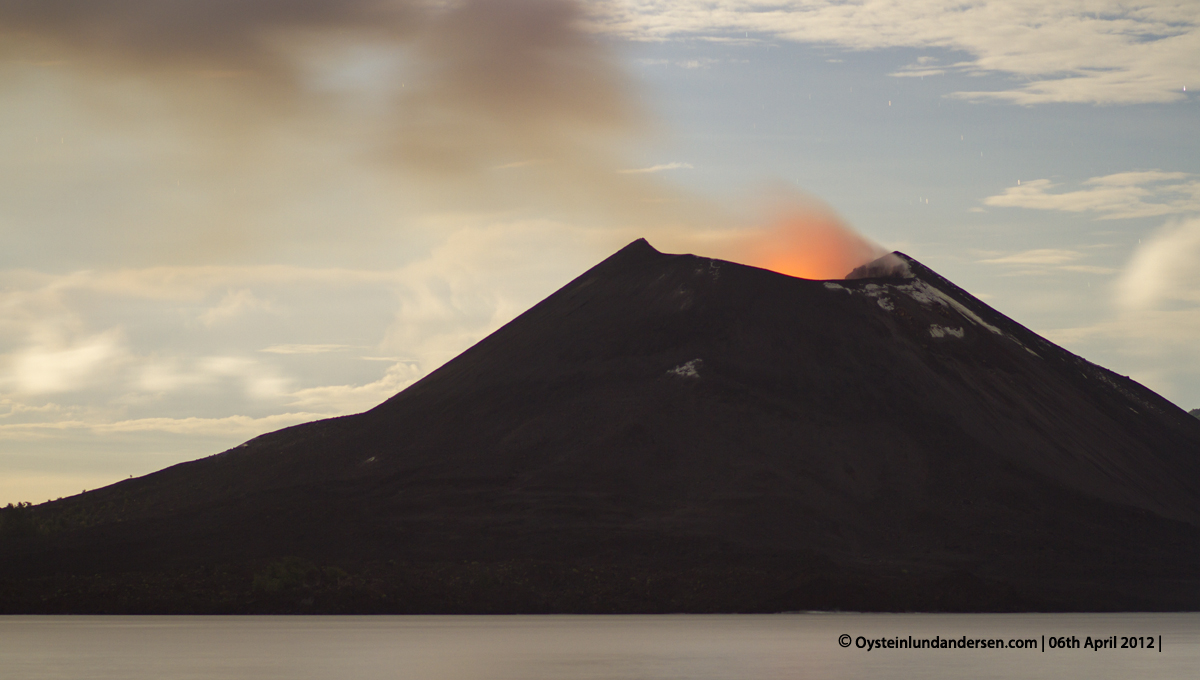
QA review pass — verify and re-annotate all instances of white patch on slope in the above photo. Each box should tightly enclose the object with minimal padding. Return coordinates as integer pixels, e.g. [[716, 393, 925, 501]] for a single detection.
[[898, 280, 1004, 336], [849, 283, 896, 311], [668, 358, 702, 379], [929, 325, 965, 339], [692, 259, 721, 281], [836, 275, 1043, 357], [901, 281, 1043, 356]]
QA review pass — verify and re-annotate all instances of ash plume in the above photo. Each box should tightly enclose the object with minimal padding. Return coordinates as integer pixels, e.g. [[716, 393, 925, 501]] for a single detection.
[[704, 194, 889, 280], [0, 0, 711, 229], [0, 0, 873, 267], [0, 0, 415, 83]]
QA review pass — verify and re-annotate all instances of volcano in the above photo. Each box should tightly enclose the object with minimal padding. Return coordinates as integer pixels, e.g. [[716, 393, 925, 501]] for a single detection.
[[3, 239, 1200, 613]]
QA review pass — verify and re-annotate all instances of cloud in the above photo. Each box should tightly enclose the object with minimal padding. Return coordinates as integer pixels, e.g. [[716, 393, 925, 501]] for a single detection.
[[0, 0, 418, 80], [0, 216, 790, 470], [375, 219, 614, 371], [595, 0, 1200, 105], [0, 398, 63, 419], [617, 162, 694, 174], [286, 361, 424, 415], [1061, 265, 1119, 275], [0, 263, 396, 417], [1030, 217, 1200, 407], [668, 57, 722, 69], [0, 1, 736, 504], [7, 329, 127, 394], [1116, 217, 1200, 310], [0, 218, 616, 428], [1041, 305, 1200, 408], [891, 55, 954, 78], [198, 289, 272, 327], [0, 412, 328, 439], [0, 0, 723, 271], [980, 249, 1084, 266], [977, 247, 1119, 277], [983, 172, 1200, 219], [260, 344, 352, 355], [491, 159, 552, 170]]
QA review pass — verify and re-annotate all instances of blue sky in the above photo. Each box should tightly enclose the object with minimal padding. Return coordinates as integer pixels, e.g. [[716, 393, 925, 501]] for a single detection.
[[1, 0, 1197, 504], [627, 35, 1198, 331]]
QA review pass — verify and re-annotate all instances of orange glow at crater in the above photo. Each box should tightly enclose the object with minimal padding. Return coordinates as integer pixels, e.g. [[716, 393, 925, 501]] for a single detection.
[[737, 208, 885, 280]]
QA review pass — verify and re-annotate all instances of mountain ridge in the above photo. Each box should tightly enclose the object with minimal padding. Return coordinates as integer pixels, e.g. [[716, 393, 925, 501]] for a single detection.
[[3, 239, 1199, 613]]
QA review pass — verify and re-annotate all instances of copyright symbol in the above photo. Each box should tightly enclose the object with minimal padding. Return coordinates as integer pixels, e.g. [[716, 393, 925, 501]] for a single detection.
[[839, 634, 852, 648]]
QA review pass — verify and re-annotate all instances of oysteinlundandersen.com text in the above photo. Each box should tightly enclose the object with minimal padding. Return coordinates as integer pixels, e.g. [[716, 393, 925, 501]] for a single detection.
[[841, 634, 1161, 653]]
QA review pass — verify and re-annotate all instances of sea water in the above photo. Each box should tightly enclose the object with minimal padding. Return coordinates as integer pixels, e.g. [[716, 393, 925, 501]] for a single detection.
[[1, 613, 1197, 679]]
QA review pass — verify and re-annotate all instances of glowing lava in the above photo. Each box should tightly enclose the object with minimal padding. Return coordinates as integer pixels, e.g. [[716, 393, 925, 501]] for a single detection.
[[737, 208, 885, 280]]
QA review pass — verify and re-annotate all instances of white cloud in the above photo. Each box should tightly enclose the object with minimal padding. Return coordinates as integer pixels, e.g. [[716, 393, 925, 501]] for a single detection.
[[977, 247, 1118, 276], [678, 57, 722, 69], [0, 213, 786, 504], [1040, 305, 1200, 408], [1089, 171, 1192, 187], [376, 219, 611, 371], [286, 361, 424, 415], [0, 264, 401, 421], [891, 55, 954, 77], [1116, 217, 1200, 310], [0, 412, 328, 439], [1031, 217, 1200, 407], [1060, 265, 1118, 275], [198, 289, 273, 327], [200, 357, 289, 400], [595, 0, 1200, 104], [260, 344, 353, 355], [0, 219, 614, 500], [131, 354, 290, 398], [617, 162, 695, 174], [491, 159, 552, 170], [980, 249, 1084, 265], [0, 398, 63, 419], [983, 172, 1200, 219], [8, 329, 127, 394]]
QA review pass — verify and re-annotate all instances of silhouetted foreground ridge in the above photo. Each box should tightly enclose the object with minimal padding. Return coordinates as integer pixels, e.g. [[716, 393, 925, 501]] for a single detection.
[[3, 240, 1200, 613]]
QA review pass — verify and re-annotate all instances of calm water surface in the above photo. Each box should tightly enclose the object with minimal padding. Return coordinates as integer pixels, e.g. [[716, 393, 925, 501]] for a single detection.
[[2, 613, 1197, 679]]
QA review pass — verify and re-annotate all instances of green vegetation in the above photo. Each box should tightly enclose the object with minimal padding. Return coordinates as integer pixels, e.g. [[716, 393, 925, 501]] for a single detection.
[[252, 557, 348, 594], [0, 499, 114, 539], [0, 502, 37, 538]]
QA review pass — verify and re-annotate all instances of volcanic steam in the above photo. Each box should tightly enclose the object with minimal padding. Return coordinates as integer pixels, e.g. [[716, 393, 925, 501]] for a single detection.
[[717, 202, 888, 280]]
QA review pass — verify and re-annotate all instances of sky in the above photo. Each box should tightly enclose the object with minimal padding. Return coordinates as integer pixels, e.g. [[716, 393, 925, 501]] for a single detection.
[[1, 0, 1198, 505]]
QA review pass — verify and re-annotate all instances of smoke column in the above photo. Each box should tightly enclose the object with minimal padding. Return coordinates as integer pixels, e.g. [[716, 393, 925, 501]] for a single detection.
[[0, 0, 697, 225], [0, 0, 882, 270], [719, 200, 887, 280]]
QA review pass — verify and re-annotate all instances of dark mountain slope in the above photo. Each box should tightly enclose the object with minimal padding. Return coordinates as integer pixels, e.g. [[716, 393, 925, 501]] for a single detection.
[[3, 239, 1200, 613]]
